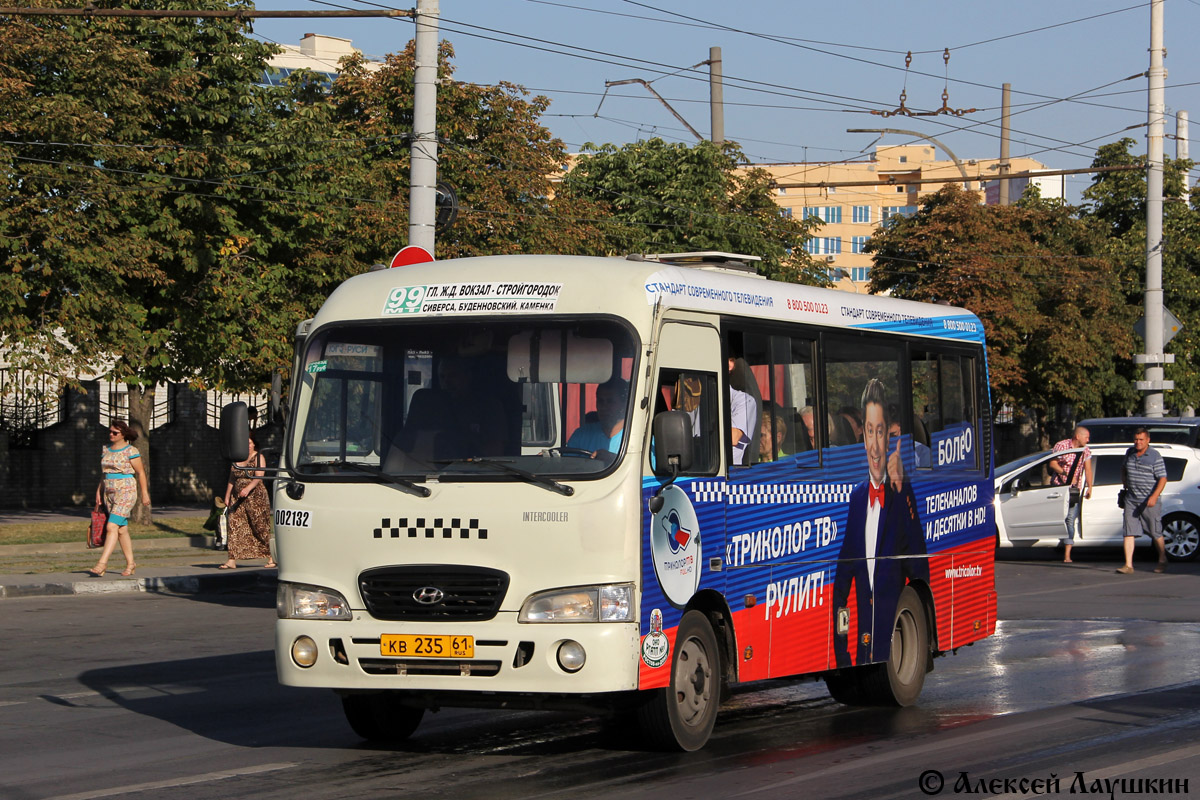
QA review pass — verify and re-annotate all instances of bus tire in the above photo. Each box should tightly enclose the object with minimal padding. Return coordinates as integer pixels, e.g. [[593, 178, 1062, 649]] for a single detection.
[[860, 586, 929, 706], [824, 670, 865, 705], [636, 610, 720, 751], [341, 692, 425, 742]]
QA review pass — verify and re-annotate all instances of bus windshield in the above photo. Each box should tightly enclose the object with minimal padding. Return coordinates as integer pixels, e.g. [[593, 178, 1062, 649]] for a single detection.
[[291, 318, 637, 481]]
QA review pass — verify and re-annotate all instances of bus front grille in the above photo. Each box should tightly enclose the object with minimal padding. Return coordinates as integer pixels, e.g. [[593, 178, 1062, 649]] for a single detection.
[[358, 566, 509, 621]]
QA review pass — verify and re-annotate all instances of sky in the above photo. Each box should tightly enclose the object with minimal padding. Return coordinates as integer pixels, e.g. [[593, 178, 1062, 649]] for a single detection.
[[249, 0, 1200, 204]]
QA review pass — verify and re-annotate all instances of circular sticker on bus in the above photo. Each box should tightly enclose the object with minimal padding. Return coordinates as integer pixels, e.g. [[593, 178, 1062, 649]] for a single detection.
[[650, 484, 702, 608], [641, 608, 670, 668]]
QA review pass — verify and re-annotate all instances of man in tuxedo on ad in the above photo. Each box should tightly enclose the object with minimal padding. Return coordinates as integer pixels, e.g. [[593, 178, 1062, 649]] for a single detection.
[[832, 378, 928, 668]]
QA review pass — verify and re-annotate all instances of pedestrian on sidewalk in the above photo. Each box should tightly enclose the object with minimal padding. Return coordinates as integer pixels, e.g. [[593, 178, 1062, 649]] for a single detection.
[[1048, 425, 1093, 563], [1117, 427, 1168, 575], [89, 420, 151, 578], [220, 430, 274, 569]]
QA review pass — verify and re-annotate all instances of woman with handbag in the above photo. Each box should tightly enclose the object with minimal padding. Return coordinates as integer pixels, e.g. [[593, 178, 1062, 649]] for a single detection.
[[88, 419, 151, 577], [219, 429, 274, 569]]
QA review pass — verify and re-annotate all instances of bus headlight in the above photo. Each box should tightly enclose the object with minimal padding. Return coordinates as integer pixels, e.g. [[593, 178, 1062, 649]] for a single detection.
[[277, 582, 353, 620], [519, 584, 634, 622]]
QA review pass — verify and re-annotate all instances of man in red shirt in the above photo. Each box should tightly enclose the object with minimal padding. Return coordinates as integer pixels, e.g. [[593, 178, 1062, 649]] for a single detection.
[[1048, 425, 1094, 563]]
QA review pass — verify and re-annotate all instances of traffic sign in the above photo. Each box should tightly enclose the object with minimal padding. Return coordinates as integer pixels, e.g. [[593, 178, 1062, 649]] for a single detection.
[[1134, 307, 1183, 345], [389, 245, 434, 268]]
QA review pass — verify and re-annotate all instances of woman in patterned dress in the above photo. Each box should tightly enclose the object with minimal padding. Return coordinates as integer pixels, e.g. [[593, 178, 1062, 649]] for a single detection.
[[220, 429, 274, 569], [89, 419, 151, 577]]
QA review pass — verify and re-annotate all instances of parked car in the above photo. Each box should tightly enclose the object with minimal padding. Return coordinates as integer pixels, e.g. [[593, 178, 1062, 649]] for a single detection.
[[1080, 417, 1200, 448], [995, 443, 1200, 561]]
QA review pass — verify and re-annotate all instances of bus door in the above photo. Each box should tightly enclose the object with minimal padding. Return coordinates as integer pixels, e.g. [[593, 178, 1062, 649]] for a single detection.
[[640, 320, 723, 689], [723, 328, 826, 680]]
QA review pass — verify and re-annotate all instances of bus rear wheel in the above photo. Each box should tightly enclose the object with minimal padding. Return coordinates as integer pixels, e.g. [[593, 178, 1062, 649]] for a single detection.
[[341, 692, 425, 742], [637, 610, 720, 751], [825, 587, 929, 707]]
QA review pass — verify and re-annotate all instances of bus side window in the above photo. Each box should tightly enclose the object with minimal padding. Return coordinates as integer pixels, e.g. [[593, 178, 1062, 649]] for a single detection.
[[654, 370, 719, 475], [911, 350, 978, 470], [726, 329, 816, 467]]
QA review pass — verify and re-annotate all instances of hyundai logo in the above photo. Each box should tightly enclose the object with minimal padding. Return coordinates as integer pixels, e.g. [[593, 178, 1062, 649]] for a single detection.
[[413, 586, 445, 605]]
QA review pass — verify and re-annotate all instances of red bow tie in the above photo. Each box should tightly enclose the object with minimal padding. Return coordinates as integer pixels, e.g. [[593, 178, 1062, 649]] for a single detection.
[[869, 483, 885, 508]]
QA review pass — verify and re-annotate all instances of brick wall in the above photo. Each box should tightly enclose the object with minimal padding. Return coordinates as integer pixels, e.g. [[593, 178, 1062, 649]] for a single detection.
[[0, 381, 281, 509]]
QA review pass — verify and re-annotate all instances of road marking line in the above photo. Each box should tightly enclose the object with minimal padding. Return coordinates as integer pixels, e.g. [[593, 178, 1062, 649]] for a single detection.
[[986, 741, 1200, 799], [43, 762, 297, 800]]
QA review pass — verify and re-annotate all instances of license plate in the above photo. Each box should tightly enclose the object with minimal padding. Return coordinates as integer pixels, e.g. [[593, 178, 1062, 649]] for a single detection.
[[379, 634, 474, 658]]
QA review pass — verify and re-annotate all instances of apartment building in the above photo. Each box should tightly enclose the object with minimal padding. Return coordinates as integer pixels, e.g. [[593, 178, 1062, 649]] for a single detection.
[[749, 145, 1055, 294], [261, 33, 383, 88]]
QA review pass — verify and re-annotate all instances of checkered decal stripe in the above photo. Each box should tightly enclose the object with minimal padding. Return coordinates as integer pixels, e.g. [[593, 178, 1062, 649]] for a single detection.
[[690, 482, 854, 506], [373, 517, 488, 540], [689, 481, 726, 503]]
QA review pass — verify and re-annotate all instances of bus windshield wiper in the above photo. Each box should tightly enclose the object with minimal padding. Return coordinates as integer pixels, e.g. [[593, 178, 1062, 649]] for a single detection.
[[306, 460, 431, 498], [437, 458, 574, 497]]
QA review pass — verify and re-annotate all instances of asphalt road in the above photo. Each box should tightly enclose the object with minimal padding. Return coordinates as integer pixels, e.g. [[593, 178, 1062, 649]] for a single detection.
[[0, 554, 1197, 800]]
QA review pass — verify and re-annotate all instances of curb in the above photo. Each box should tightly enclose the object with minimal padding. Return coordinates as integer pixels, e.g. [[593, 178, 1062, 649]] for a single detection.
[[0, 570, 275, 599], [1, 535, 215, 556]]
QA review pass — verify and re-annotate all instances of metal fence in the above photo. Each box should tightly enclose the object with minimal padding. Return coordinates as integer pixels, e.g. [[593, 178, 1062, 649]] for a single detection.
[[205, 391, 269, 429], [0, 369, 64, 447], [97, 381, 173, 430]]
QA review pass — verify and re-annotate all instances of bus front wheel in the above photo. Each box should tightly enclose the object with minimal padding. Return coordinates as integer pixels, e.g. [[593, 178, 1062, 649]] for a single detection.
[[637, 610, 720, 751], [341, 692, 425, 742]]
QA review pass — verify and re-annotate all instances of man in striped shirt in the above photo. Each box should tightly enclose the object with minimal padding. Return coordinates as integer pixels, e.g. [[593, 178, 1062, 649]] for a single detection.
[[1117, 428, 1168, 574]]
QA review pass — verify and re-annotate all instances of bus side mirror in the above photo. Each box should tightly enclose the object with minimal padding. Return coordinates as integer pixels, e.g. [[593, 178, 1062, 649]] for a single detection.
[[649, 410, 693, 514], [653, 410, 694, 473], [219, 402, 250, 462]]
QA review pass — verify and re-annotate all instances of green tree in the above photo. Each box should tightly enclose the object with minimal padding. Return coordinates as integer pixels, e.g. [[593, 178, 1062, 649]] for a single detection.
[[1081, 138, 1200, 410], [0, 1, 304, 519], [868, 185, 1134, 437], [1, 20, 626, 521], [317, 41, 613, 267], [559, 138, 825, 283]]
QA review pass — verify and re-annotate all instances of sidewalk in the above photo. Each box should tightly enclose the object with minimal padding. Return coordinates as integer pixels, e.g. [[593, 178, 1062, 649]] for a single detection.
[[0, 561, 277, 599], [0, 506, 276, 598], [0, 503, 209, 525]]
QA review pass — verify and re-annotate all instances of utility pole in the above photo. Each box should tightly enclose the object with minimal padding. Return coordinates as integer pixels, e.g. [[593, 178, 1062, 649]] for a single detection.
[[408, 0, 439, 255], [1177, 110, 1190, 198], [1141, 0, 1168, 416], [709, 46, 724, 145], [997, 83, 1011, 205]]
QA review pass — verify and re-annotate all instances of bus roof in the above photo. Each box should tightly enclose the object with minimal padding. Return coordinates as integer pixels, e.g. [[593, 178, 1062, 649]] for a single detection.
[[312, 254, 985, 345]]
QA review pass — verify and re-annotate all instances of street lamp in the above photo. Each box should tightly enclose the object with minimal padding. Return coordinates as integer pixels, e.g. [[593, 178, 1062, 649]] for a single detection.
[[847, 128, 971, 189]]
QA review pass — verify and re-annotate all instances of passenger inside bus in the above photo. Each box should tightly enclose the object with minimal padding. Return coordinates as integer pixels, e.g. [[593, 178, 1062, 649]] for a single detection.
[[648, 371, 719, 474], [838, 406, 864, 444], [727, 357, 760, 466], [759, 406, 789, 462], [796, 406, 836, 452], [397, 355, 507, 460]]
